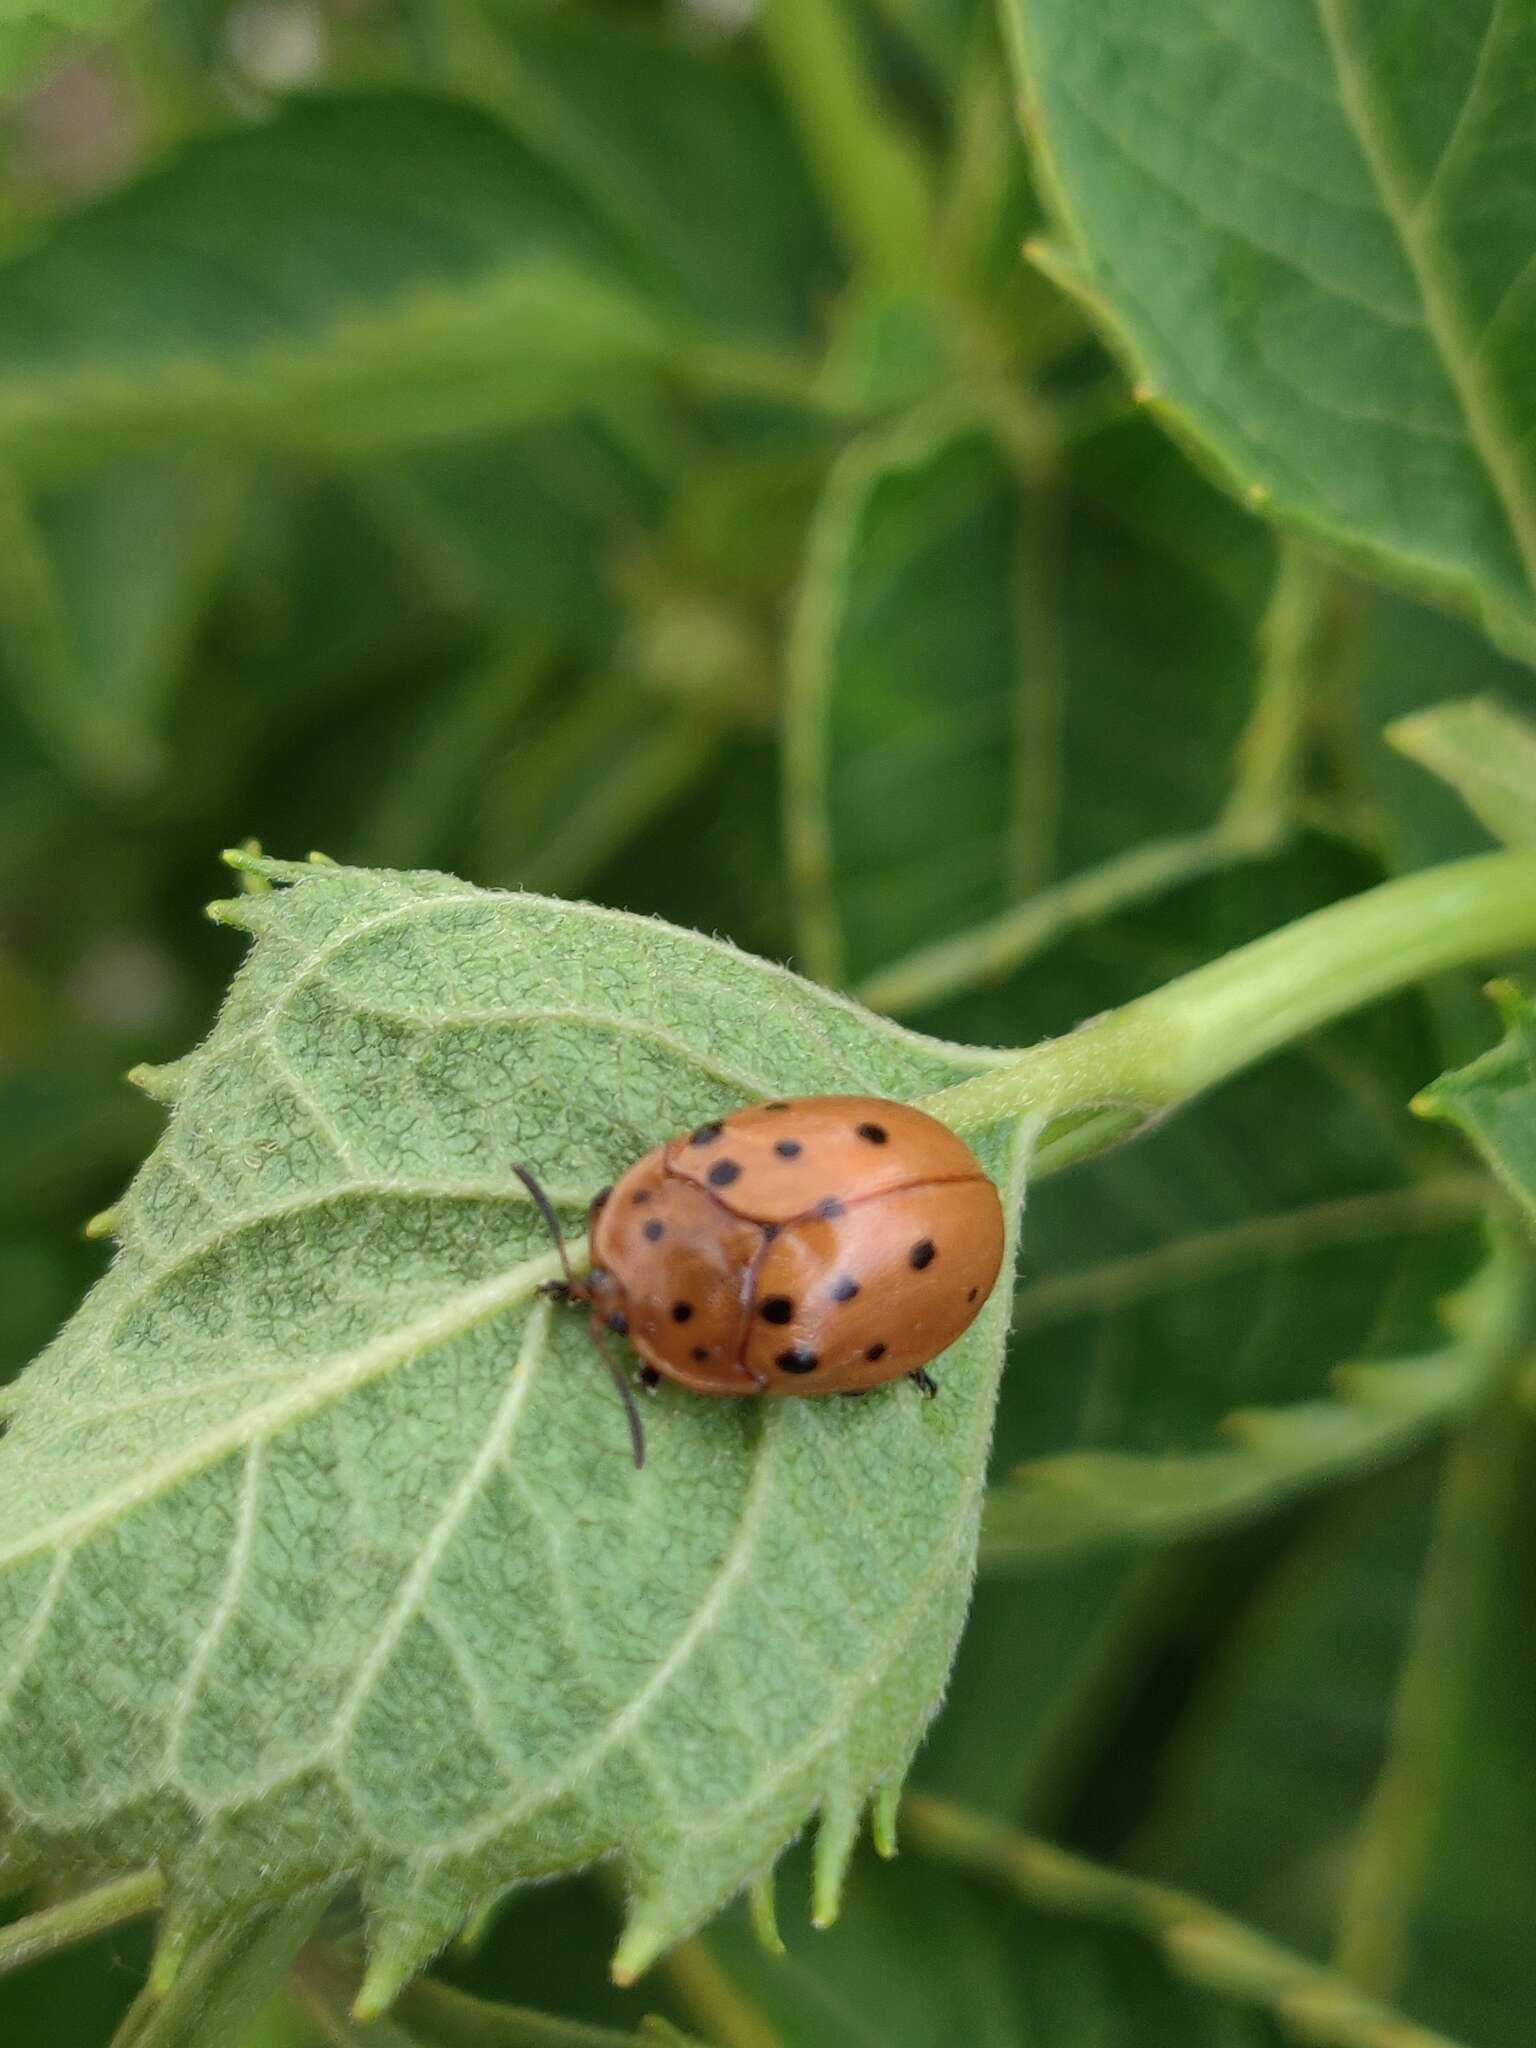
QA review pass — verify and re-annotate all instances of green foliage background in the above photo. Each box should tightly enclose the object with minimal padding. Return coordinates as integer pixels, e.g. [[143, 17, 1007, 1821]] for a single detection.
[[2, 2, 1535, 2045]]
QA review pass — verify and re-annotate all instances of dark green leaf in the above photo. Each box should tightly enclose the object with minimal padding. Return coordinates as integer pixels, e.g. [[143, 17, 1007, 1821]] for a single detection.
[[0, 95, 673, 472], [1005, 0, 1536, 655], [1415, 983, 1536, 1224]]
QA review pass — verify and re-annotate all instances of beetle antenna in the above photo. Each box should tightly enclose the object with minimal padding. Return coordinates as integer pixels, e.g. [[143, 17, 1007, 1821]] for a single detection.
[[512, 1164, 578, 1291], [590, 1317, 647, 1469]]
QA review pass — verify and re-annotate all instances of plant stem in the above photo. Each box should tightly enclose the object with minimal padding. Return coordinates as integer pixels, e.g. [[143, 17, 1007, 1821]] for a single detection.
[[757, 0, 933, 290], [922, 850, 1536, 1153], [902, 1794, 1465, 2048], [0, 1868, 164, 1977], [860, 820, 1276, 1015]]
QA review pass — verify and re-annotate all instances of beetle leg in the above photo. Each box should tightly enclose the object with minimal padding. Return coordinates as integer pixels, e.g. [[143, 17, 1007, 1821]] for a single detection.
[[638, 1364, 662, 1391], [909, 1368, 938, 1399], [585, 1312, 647, 1469]]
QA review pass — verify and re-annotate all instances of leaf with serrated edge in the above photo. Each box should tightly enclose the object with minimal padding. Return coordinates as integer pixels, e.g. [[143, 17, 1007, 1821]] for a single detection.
[[0, 857, 1031, 2012], [1004, 0, 1536, 655], [1416, 982, 1536, 1224]]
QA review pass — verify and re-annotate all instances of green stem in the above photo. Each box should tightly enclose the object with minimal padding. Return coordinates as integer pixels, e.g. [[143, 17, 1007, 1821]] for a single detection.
[[902, 1795, 1466, 2048], [0, 1868, 164, 1977], [757, 0, 933, 290], [1220, 541, 1325, 835], [922, 851, 1536, 1155], [860, 821, 1276, 1016]]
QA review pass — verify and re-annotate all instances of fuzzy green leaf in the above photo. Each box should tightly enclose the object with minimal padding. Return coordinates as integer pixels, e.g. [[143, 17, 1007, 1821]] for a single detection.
[[1004, 0, 1536, 656], [1416, 983, 1536, 1223], [0, 857, 1029, 2008], [1388, 697, 1536, 850]]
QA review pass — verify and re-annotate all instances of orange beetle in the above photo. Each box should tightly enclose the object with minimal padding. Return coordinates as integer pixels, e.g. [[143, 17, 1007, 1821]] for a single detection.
[[517, 1096, 1005, 1465]]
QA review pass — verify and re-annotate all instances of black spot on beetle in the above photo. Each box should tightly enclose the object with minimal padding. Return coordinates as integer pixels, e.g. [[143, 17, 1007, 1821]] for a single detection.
[[816, 1196, 846, 1220], [777, 1347, 819, 1374], [591, 1186, 612, 1210], [588, 1266, 608, 1288], [910, 1238, 936, 1270], [865, 1342, 887, 1362], [707, 1159, 742, 1187], [642, 1220, 665, 1242], [856, 1121, 888, 1145], [606, 1310, 629, 1335], [630, 1188, 651, 1205], [671, 1301, 693, 1323], [690, 1121, 724, 1145], [691, 1346, 710, 1362], [773, 1138, 803, 1159], [967, 1286, 979, 1302], [760, 1296, 794, 1324], [831, 1277, 860, 1302]]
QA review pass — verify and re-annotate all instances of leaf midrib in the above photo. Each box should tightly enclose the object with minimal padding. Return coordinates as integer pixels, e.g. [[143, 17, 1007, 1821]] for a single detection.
[[1313, 0, 1536, 596], [0, 1243, 559, 1572]]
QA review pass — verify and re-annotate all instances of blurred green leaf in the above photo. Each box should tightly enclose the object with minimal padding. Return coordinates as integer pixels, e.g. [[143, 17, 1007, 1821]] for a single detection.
[[1128, 1456, 1442, 1957], [460, 14, 838, 347], [982, 1216, 1527, 1564], [1415, 983, 1536, 1224], [903, 1793, 1469, 2048], [688, 1830, 1287, 2048], [0, 463, 237, 789], [785, 409, 1031, 986], [1005, 0, 1536, 657], [0, 94, 683, 472], [1335, 1396, 1536, 2048], [1388, 696, 1536, 850], [790, 410, 1271, 1002], [0, 856, 1028, 2006]]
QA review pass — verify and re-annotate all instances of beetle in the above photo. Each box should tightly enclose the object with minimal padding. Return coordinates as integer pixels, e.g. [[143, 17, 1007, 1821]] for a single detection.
[[516, 1095, 1005, 1465]]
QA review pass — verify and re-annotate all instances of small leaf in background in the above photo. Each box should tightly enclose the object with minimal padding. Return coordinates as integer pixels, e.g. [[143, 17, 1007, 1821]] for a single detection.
[[1333, 1397, 1536, 2048], [786, 411, 1030, 988], [1004, 0, 1536, 657], [1415, 983, 1536, 1225], [0, 95, 672, 470], [983, 1219, 1528, 1565], [1388, 696, 1536, 850], [0, 462, 237, 790], [0, 858, 1029, 2004]]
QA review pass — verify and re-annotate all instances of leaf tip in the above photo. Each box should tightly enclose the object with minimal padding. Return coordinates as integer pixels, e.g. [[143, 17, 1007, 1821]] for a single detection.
[[351, 1942, 418, 2022], [148, 1912, 194, 1999], [126, 1059, 186, 1104], [747, 1869, 785, 1958], [454, 1895, 502, 1957], [205, 896, 264, 933], [810, 1789, 861, 1930], [871, 1784, 900, 1860], [611, 1920, 664, 1988], [83, 1204, 121, 1241]]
